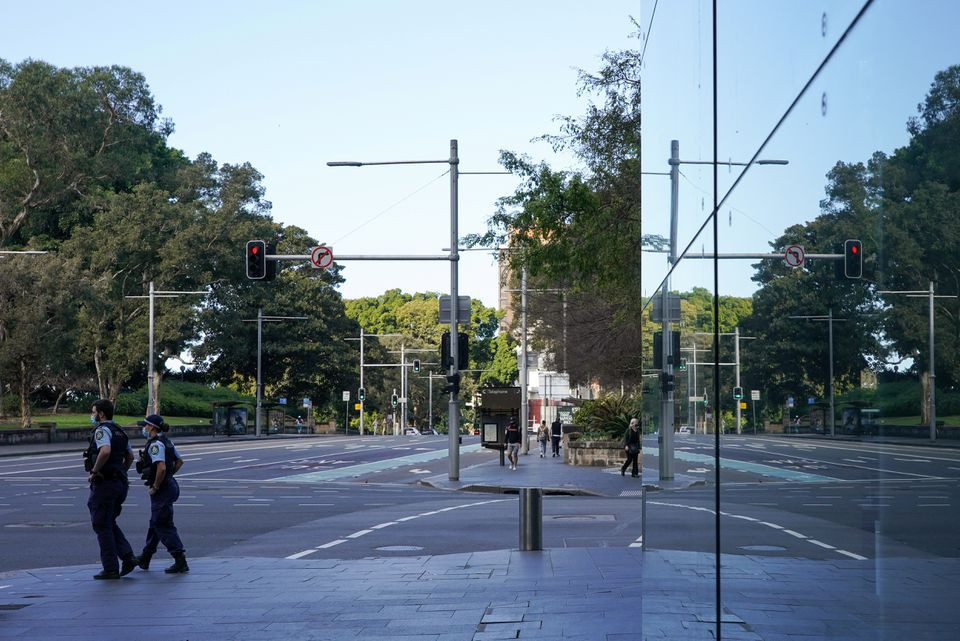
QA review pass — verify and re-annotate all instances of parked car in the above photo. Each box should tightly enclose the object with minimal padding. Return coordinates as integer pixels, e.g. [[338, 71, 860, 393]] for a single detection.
[[678, 425, 692, 435], [402, 427, 421, 436]]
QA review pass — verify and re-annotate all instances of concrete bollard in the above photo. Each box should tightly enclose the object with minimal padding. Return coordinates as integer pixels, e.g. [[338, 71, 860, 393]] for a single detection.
[[519, 487, 543, 551]]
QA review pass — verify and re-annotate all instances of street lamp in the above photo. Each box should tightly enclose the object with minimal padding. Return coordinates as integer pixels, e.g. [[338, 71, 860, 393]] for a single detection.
[[328, 141, 463, 480], [789, 310, 847, 437], [643, 140, 787, 478], [125, 281, 208, 415], [877, 282, 957, 441], [346, 330, 401, 435], [242, 310, 308, 436]]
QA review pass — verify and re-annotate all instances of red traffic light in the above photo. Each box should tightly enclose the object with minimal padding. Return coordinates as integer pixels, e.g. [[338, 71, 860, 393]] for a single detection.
[[850, 245, 858, 254], [251, 245, 259, 255], [843, 239, 862, 279]]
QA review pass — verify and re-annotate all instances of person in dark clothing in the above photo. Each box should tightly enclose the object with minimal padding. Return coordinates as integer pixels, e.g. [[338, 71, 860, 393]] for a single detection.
[[621, 418, 641, 478], [550, 417, 562, 457], [85, 398, 137, 580], [505, 417, 522, 470]]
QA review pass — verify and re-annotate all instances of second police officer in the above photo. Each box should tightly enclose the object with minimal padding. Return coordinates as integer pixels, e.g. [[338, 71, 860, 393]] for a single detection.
[[134, 414, 189, 573]]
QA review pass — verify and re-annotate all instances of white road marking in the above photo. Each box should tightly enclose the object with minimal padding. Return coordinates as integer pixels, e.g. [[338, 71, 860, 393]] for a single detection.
[[232, 503, 269, 507], [318, 539, 347, 548], [371, 522, 397, 529], [285, 549, 317, 560], [346, 529, 374, 538], [298, 503, 334, 506], [918, 504, 951, 507], [803, 503, 833, 507], [650, 500, 867, 560], [894, 458, 930, 463]]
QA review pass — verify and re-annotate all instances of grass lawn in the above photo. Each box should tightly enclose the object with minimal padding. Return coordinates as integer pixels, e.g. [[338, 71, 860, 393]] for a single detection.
[[0, 414, 210, 430], [876, 415, 960, 426]]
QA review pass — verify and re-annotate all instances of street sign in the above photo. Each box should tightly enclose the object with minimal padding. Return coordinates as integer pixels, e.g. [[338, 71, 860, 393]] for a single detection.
[[398, 397, 407, 403], [652, 294, 682, 322], [342, 390, 350, 402], [310, 245, 334, 269], [689, 396, 704, 402], [807, 397, 816, 405], [438, 295, 471, 324], [303, 397, 311, 407], [784, 244, 805, 268], [787, 397, 795, 408], [740, 402, 747, 410], [279, 397, 287, 405], [354, 403, 361, 411], [751, 389, 760, 401]]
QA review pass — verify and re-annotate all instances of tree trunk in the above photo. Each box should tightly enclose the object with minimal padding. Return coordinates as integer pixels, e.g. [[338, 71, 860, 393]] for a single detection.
[[94, 347, 107, 399], [52, 388, 68, 415], [19, 359, 31, 428], [152, 369, 163, 415], [921, 372, 931, 426]]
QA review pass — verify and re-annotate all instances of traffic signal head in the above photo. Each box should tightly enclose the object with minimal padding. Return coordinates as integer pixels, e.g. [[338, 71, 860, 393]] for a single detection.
[[246, 240, 266, 280], [443, 372, 461, 395], [413, 359, 421, 373], [391, 393, 398, 408], [733, 386, 744, 400], [660, 372, 675, 394], [358, 387, 365, 402], [678, 357, 687, 371], [844, 239, 862, 279]]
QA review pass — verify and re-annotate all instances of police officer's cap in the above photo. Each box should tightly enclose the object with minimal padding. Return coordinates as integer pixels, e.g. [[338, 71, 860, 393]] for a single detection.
[[138, 414, 165, 429]]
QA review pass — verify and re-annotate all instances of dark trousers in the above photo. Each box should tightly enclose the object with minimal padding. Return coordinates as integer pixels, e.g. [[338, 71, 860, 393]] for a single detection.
[[143, 477, 185, 556], [621, 448, 640, 477], [551, 435, 561, 456], [87, 478, 133, 572]]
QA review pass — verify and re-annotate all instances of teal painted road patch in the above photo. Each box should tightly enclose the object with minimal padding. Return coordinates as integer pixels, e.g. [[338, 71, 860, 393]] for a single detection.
[[273, 443, 483, 483], [643, 446, 836, 483]]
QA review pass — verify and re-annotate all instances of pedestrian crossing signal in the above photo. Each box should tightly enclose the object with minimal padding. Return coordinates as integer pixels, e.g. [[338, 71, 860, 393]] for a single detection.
[[413, 359, 421, 373], [733, 386, 744, 400]]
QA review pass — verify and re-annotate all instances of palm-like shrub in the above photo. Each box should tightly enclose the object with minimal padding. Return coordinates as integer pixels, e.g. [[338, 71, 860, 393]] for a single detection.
[[572, 394, 642, 440]]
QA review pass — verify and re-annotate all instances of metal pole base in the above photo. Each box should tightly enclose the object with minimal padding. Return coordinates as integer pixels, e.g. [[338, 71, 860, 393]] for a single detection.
[[519, 488, 543, 551]]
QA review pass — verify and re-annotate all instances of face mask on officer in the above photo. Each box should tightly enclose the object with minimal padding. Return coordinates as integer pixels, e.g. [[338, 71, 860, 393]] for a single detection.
[[142, 427, 151, 439], [90, 414, 98, 425]]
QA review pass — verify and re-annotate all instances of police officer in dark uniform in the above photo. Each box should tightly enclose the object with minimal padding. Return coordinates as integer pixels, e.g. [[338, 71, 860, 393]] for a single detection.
[[134, 414, 189, 574], [85, 399, 137, 580]]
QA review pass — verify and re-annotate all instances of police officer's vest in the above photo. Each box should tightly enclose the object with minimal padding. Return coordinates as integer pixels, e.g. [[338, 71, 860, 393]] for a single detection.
[[85, 421, 129, 478], [141, 435, 178, 485]]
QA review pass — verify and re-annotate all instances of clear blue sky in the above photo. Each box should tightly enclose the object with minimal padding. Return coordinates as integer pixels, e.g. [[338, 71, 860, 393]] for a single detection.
[[4, 1, 959, 306]]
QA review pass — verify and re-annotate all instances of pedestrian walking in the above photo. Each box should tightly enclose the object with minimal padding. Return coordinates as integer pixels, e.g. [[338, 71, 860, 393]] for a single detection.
[[537, 420, 549, 457], [550, 416, 562, 457], [85, 399, 137, 580], [134, 415, 189, 574], [505, 417, 522, 470], [621, 418, 641, 478]]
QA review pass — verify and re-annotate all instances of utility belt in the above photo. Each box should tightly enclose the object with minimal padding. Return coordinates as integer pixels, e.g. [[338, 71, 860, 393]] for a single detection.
[[91, 470, 128, 482]]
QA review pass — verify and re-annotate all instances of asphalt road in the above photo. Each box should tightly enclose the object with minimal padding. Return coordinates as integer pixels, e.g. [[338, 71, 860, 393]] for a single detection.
[[1, 433, 957, 573], [642, 434, 960, 560]]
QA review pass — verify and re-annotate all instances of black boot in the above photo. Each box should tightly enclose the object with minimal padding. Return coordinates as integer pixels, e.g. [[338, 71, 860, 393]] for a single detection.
[[93, 569, 120, 580], [136, 552, 153, 570], [165, 552, 189, 574], [120, 556, 138, 576]]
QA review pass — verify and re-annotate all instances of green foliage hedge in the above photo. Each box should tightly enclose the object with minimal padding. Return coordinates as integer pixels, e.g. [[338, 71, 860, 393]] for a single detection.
[[572, 394, 642, 440], [70, 382, 254, 418]]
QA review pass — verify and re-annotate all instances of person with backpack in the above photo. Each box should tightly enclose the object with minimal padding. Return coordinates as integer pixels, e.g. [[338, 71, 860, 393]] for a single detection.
[[85, 399, 137, 580], [537, 420, 550, 457]]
